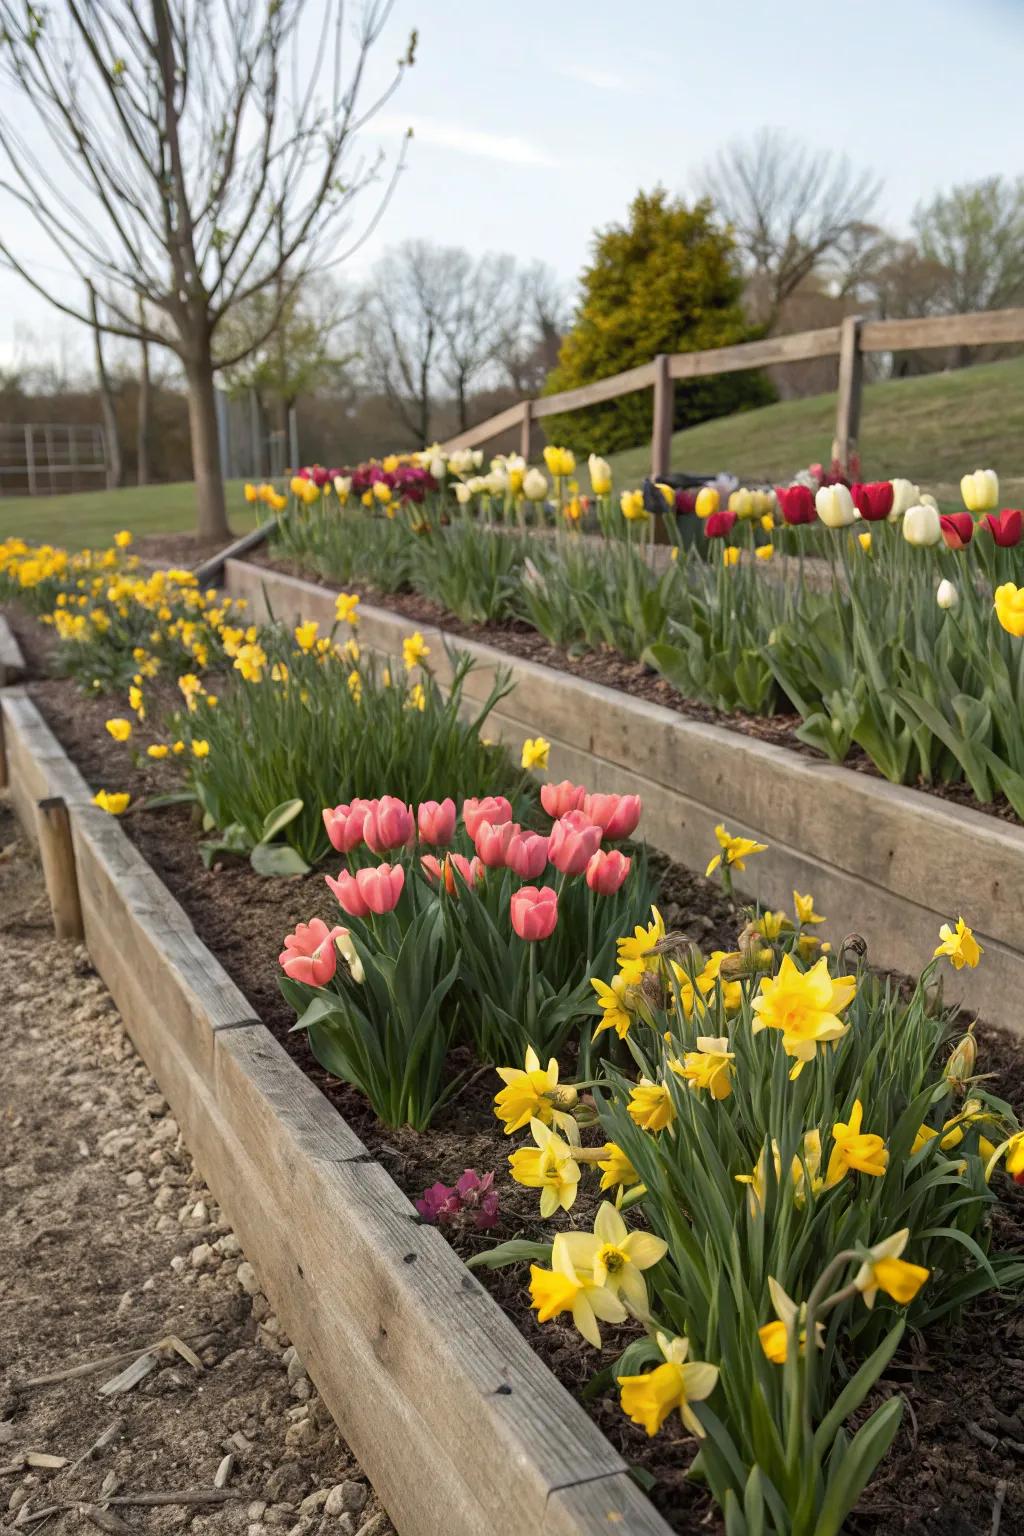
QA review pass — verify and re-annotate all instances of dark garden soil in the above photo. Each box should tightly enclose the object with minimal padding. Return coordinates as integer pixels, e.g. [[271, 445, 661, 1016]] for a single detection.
[[7, 602, 1024, 1535], [238, 543, 1023, 832]]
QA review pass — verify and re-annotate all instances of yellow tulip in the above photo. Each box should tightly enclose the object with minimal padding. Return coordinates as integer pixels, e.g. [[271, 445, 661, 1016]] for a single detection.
[[695, 486, 719, 518], [960, 468, 999, 512], [995, 583, 1024, 638]]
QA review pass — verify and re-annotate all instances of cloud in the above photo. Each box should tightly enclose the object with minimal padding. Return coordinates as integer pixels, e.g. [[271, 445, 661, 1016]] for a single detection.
[[554, 62, 628, 91], [374, 113, 557, 168]]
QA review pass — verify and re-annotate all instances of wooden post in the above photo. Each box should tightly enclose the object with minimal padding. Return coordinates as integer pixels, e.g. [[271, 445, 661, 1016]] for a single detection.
[[832, 315, 864, 474], [0, 709, 7, 789], [650, 354, 673, 481], [36, 796, 84, 941], [519, 400, 533, 463]]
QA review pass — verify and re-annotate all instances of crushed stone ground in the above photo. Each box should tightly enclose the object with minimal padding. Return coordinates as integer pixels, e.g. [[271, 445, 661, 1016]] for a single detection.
[[0, 798, 396, 1536]]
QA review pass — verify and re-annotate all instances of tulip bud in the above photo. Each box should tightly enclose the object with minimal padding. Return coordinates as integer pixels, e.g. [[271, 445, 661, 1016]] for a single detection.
[[815, 485, 855, 528], [903, 504, 942, 547], [776, 484, 816, 526], [417, 797, 456, 846], [541, 779, 587, 819], [585, 849, 631, 894], [362, 795, 414, 853], [936, 579, 959, 611], [506, 829, 550, 880], [548, 810, 602, 875], [510, 885, 559, 941]]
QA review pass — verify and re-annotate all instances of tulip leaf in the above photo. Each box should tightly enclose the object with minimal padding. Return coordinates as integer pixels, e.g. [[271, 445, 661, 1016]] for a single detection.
[[259, 797, 305, 844], [250, 841, 311, 878]]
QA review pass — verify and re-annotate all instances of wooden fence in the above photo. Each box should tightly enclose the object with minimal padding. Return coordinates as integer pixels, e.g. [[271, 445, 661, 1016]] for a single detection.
[[442, 306, 1024, 478]]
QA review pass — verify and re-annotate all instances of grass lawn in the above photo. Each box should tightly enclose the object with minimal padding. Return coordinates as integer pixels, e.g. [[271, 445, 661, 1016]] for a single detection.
[[606, 354, 1024, 496], [0, 479, 254, 549]]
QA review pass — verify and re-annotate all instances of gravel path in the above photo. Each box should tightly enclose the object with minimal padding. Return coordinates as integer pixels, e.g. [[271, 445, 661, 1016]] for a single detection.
[[0, 798, 396, 1536]]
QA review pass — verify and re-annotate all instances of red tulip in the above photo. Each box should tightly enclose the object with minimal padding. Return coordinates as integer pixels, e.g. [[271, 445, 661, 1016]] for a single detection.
[[585, 849, 631, 894], [323, 802, 366, 854], [548, 810, 603, 875], [475, 818, 519, 868], [505, 829, 549, 880], [279, 919, 344, 986], [983, 509, 1023, 548], [327, 862, 405, 916], [540, 779, 587, 819], [583, 792, 642, 840], [704, 510, 738, 539], [850, 482, 894, 521], [940, 513, 974, 550], [510, 885, 559, 941], [417, 797, 456, 846], [363, 795, 414, 853], [462, 795, 513, 840], [775, 485, 816, 526]]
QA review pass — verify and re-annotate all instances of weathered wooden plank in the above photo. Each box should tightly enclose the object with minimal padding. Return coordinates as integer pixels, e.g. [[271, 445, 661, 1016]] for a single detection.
[[860, 306, 1024, 354], [193, 516, 279, 588], [544, 1472, 676, 1536], [530, 362, 658, 422], [1, 690, 93, 835], [0, 613, 26, 685], [669, 327, 842, 379], [442, 401, 529, 453]]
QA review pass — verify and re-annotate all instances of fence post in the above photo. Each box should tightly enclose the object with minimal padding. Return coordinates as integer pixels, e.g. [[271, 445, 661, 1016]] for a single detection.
[[36, 796, 84, 941], [832, 316, 864, 474], [519, 400, 533, 464], [650, 354, 673, 480]]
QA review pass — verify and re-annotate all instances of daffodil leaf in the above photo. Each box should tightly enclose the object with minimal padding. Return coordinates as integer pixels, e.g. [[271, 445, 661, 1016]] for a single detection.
[[465, 1239, 551, 1272]]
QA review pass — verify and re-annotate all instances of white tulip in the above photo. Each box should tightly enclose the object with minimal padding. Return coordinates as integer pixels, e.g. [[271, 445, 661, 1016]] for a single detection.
[[333, 475, 352, 498], [466, 476, 487, 495], [485, 469, 508, 495], [587, 453, 612, 495], [504, 454, 526, 477], [453, 482, 472, 505], [936, 579, 959, 610], [815, 484, 855, 528], [428, 455, 446, 481], [889, 478, 920, 518], [448, 448, 480, 476], [522, 467, 548, 501], [902, 504, 942, 547], [919, 493, 938, 510], [960, 468, 999, 513]]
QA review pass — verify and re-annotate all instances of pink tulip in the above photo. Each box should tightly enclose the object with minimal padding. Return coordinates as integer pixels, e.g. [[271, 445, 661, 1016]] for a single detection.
[[417, 797, 456, 846], [327, 862, 405, 916], [462, 795, 513, 840], [279, 918, 345, 986], [583, 792, 642, 840], [323, 801, 366, 853], [548, 810, 602, 875], [540, 779, 586, 819], [475, 818, 519, 868], [505, 829, 550, 880], [363, 795, 415, 853], [421, 852, 484, 894], [586, 849, 632, 894], [510, 884, 559, 941]]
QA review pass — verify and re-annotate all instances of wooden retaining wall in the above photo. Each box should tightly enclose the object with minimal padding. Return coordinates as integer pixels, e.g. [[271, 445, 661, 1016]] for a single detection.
[[225, 559, 1024, 1035], [1, 688, 671, 1536]]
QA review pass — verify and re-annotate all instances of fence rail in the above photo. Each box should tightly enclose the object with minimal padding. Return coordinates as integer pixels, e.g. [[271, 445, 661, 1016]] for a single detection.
[[442, 306, 1024, 478]]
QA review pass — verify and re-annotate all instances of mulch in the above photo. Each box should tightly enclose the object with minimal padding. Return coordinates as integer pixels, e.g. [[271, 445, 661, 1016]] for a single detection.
[[6, 599, 1024, 1535]]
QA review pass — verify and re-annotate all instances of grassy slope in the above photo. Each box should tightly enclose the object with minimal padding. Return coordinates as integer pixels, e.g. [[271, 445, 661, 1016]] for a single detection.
[[0, 479, 250, 548], [606, 354, 1024, 494]]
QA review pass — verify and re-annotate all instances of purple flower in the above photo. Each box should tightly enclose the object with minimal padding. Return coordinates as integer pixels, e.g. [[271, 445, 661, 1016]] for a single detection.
[[415, 1170, 499, 1231]]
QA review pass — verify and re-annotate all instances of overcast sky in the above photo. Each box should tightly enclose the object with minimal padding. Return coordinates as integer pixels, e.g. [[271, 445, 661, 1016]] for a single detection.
[[1, 0, 1022, 372]]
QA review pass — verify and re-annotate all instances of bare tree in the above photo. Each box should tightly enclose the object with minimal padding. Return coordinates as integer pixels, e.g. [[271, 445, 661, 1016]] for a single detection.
[[914, 177, 1024, 323], [702, 129, 881, 327], [439, 252, 516, 431], [87, 284, 123, 490], [0, 1, 414, 537], [137, 295, 151, 486], [497, 261, 569, 396], [357, 241, 455, 444]]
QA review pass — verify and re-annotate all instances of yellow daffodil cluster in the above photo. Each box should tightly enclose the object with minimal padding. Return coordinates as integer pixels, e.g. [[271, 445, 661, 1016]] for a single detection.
[[244, 481, 288, 512], [529, 1201, 667, 1347]]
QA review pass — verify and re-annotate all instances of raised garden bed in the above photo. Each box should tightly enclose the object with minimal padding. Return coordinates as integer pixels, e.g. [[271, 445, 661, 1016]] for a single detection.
[[224, 558, 1024, 1040]]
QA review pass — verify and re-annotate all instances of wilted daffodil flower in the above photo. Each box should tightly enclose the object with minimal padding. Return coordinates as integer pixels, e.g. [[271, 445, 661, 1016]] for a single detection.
[[508, 1117, 581, 1216], [618, 1331, 719, 1438], [934, 916, 982, 970], [826, 1099, 888, 1185], [758, 1276, 825, 1363], [529, 1236, 627, 1348], [751, 954, 856, 1079], [494, 1047, 579, 1139], [853, 1230, 930, 1308], [670, 1037, 735, 1101]]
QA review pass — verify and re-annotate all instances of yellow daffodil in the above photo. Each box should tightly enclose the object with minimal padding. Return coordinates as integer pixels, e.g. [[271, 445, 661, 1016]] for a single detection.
[[995, 583, 1024, 638], [825, 1099, 888, 1186], [945, 1028, 977, 1091], [508, 1118, 581, 1217], [521, 736, 550, 771], [620, 489, 648, 522], [853, 1230, 929, 1308], [128, 683, 145, 716], [758, 1276, 825, 1363], [757, 909, 792, 940], [627, 1078, 675, 1134], [591, 974, 634, 1039], [191, 739, 210, 759], [618, 1332, 718, 1438], [494, 1047, 578, 1139], [271, 662, 289, 684], [751, 954, 856, 1078], [556, 1202, 667, 1320], [793, 890, 824, 926], [93, 790, 130, 816], [234, 642, 267, 683], [171, 740, 185, 754], [406, 682, 426, 711], [617, 908, 665, 975], [113, 529, 132, 549], [705, 823, 767, 879], [597, 1142, 642, 1193], [335, 591, 360, 626], [105, 717, 132, 743], [294, 620, 319, 652], [402, 631, 430, 670], [934, 916, 982, 970], [146, 744, 169, 760], [670, 1037, 735, 1101], [529, 1237, 627, 1348], [985, 1129, 1024, 1184]]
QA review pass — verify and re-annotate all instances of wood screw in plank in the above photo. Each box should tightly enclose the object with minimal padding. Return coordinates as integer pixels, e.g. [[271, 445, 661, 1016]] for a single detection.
[[36, 796, 84, 941]]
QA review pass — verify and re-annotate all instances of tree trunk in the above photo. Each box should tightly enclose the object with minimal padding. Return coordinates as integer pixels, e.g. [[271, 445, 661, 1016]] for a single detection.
[[89, 284, 123, 491], [184, 341, 230, 541], [137, 297, 151, 486]]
